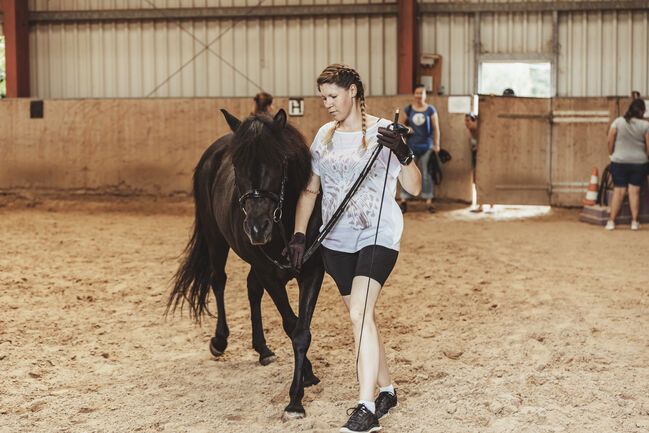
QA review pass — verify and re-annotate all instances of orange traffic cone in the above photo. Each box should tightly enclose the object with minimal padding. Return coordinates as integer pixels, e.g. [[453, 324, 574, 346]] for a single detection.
[[583, 167, 599, 206]]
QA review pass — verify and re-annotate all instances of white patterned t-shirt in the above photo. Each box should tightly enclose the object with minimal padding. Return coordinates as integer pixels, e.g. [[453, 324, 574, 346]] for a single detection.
[[311, 119, 403, 253]]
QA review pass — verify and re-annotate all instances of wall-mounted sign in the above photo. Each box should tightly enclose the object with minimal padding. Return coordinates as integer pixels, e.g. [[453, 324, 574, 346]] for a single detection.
[[447, 96, 472, 114], [288, 98, 304, 116]]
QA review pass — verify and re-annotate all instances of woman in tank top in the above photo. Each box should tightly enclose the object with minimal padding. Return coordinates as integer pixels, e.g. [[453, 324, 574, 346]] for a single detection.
[[285, 64, 422, 433]]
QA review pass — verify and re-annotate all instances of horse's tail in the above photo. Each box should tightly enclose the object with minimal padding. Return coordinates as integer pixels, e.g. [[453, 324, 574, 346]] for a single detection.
[[167, 142, 223, 322]]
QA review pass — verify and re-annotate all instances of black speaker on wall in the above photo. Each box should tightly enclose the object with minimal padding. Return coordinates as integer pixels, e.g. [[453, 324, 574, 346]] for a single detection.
[[30, 100, 44, 119]]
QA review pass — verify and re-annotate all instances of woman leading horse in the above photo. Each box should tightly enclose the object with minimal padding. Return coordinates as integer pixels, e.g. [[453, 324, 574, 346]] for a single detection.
[[287, 64, 422, 433]]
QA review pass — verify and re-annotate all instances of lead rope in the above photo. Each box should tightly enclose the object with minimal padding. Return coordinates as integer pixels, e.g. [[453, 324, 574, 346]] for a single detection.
[[355, 109, 400, 381]]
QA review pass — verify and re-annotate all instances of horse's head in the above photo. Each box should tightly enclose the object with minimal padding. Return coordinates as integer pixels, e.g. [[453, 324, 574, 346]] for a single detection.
[[224, 108, 290, 246]]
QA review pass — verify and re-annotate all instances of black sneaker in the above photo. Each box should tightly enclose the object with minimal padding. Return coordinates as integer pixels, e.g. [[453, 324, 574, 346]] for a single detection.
[[399, 201, 408, 214], [340, 404, 382, 433], [375, 390, 398, 419]]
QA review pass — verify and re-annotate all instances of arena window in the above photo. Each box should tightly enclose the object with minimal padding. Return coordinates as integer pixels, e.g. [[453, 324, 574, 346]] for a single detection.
[[479, 62, 551, 98]]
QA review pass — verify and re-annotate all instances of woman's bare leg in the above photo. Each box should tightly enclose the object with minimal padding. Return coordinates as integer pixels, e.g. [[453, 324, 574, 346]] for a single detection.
[[609, 187, 627, 223], [628, 184, 641, 223], [342, 276, 387, 402]]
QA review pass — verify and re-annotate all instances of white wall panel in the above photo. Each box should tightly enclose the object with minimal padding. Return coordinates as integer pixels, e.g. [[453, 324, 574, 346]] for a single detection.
[[28, 0, 388, 10], [30, 13, 397, 98], [481, 11, 553, 54], [558, 10, 649, 97], [420, 13, 474, 95]]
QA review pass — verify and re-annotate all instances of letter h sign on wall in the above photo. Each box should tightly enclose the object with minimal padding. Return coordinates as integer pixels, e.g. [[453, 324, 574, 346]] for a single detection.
[[288, 98, 304, 117]]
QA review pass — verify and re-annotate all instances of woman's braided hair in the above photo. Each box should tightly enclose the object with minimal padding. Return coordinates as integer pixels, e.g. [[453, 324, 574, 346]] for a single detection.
[[316, 64, 368, 149]]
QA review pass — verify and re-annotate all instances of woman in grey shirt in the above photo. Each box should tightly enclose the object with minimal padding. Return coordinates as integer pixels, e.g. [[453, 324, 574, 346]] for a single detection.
[[606, 99, 649, 230]]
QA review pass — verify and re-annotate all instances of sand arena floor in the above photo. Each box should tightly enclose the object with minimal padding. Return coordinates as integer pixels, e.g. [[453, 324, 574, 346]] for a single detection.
[[1, 198, 648, 433]]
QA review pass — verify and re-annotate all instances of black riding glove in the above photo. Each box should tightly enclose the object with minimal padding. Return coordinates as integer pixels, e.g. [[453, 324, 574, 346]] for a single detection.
[[377, 126, 414, 166], [284, 232, 306, 269]]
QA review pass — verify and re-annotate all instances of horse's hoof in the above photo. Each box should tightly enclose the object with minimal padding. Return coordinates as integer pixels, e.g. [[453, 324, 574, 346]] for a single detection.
[[209, 337, 227, 358], [259, 352, 277, 366], [303, 374, 320, 388], [282, 410, 306, 422]]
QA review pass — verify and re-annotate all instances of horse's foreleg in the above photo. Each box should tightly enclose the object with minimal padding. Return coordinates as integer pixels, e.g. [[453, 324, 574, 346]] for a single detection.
[[284, 260, 325, 419], [210, 271, 229, 357], [247, 269, 276, 365]]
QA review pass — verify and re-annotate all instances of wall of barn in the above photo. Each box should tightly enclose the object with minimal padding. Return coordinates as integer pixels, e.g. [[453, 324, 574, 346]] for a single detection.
[[0, 96, 474, 201], [419, 8, 649, 97], [20, 2, 649, 99], [27, 0, 398, 98]]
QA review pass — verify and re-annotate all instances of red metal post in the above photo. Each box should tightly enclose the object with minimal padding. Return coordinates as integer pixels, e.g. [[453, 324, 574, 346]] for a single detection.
[[397, 0, 417, 95], [2, 0, 30, 97]]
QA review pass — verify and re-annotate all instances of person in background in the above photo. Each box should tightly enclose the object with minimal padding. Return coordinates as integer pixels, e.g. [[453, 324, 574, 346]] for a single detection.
[[502, 88, 516, 96], [465, 113, 493, 213], [399, 84, 440, 213], [605, 99, 649, 231], [252, 91, 274, 114], [287, 64, 422, 433], [632, 90, 641, 100]]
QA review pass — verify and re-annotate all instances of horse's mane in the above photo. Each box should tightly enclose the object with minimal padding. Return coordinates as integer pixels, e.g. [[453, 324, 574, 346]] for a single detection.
[[231, 114, 312, 195]]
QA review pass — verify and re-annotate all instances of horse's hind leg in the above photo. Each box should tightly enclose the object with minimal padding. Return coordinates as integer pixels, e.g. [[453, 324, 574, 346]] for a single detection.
[[209, 239, 230, 358], [247, 269, 277, 365]]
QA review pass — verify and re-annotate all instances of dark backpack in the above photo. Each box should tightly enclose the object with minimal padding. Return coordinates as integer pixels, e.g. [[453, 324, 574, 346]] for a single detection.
[[597, 164, 613, 206]]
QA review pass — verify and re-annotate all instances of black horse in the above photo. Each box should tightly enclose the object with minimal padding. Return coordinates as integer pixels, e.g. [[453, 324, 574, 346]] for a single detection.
[[168, 109, 325, 419]]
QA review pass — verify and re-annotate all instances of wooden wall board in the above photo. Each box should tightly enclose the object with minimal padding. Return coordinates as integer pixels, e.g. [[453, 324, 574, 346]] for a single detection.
[[550, 97, 617, 207], [476, 96, 552, 205], [0, 96, 473, 200]]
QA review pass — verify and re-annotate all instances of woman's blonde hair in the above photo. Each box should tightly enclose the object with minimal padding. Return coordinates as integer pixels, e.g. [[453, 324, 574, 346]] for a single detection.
[[316, 64, 368, 149]]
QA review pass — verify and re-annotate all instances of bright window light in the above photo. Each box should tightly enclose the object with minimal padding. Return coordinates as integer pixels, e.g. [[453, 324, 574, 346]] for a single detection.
[[480, 62, 551, 98]]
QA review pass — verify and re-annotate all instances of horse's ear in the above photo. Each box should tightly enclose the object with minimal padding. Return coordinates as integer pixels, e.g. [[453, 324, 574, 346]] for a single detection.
[[273, 109, 287, 129], [221, 109, 241, 132]]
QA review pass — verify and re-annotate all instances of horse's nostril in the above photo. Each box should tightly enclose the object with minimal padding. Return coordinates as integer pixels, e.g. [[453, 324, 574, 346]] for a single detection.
[[262, 219, 270, 233]]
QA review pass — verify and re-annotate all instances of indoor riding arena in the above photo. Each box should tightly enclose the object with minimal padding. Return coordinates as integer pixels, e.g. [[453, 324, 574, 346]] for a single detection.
[[1, 1, 649, 433]]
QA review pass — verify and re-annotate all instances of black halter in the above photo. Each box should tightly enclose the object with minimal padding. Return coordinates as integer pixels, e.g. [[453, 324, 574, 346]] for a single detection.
[[234, 160, 295, 272], [236, 160, 287, 224]]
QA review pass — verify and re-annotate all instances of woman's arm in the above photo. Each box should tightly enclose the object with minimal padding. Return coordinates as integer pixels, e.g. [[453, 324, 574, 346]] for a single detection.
[[645, 132, 649, 155], [293, 172, 321, 235], [431, 112, 441, 153], [398, 160, 422, 196], [607, 127, 617, 155]]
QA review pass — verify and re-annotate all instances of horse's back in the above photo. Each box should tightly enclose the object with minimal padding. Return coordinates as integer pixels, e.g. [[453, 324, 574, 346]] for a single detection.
[[196, 134, 232, 182]]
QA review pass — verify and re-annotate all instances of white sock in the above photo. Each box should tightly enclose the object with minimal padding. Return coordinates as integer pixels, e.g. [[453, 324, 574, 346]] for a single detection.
[[379, 385, 395, 396], [359, 400, 376, 413]]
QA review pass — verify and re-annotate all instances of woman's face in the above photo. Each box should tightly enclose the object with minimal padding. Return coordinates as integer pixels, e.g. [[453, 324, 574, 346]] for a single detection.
[[414, 87, 426, 104], [319, 83, 356, 122]]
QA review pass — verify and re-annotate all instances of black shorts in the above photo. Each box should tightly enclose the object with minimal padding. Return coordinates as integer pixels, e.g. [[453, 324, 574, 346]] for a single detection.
[[610, 162, 648, 187], [321, 245, 399, 296]]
